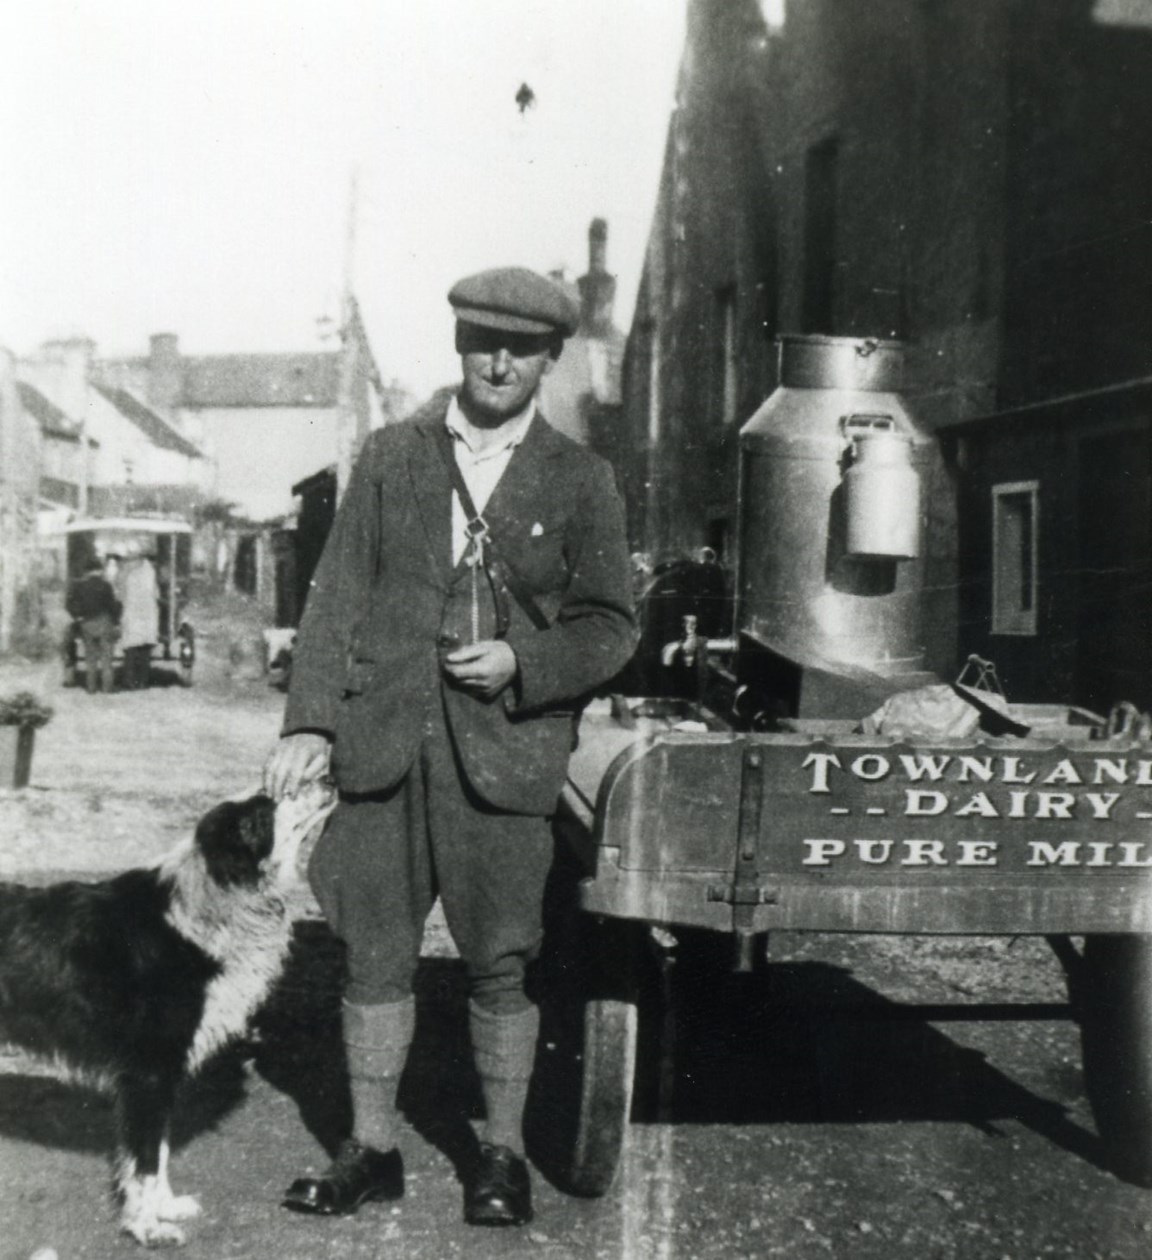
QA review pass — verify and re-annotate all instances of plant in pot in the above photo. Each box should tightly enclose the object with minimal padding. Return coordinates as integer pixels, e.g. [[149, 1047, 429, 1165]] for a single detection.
[[0, 691, 53, 788]]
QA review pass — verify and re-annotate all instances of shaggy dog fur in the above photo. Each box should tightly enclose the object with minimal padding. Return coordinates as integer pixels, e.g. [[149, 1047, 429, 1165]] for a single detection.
[[0, 783, 334, 1246]]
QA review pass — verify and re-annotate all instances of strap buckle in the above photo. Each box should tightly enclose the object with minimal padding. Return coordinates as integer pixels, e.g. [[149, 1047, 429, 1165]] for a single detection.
[[465, 515, 490, 542]]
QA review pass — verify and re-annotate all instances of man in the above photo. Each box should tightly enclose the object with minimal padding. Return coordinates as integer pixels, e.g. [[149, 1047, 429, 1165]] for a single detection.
[[118, 553, 159, 690], [264, 267, 636, 1227], [65, 557, 121, 694]]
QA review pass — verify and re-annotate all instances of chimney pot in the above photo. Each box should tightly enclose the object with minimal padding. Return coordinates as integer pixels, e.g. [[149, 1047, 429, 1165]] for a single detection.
[[588, 218, 608, 274]]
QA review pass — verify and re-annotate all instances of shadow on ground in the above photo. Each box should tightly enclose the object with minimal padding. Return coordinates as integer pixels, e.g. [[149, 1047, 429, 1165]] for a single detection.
[[0, 1049, 249, 1157], [0, 898, 1110, 1187]]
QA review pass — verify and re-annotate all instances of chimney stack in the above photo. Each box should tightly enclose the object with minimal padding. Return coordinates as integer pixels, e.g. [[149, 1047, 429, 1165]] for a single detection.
[[588, 218, 608, 274], [578, 218, 617, 334], [37, 336, 95, 425], [147, 332, 182, 412]]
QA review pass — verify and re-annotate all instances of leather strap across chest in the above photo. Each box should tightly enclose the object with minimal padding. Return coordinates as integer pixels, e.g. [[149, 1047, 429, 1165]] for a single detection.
[[434, 429, 551, 636]]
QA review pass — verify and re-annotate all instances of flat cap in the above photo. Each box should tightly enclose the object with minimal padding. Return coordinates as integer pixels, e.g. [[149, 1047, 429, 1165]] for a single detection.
[[448, 266, 579, 338]]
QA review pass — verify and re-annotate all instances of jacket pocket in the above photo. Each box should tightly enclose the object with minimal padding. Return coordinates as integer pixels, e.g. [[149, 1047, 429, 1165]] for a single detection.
[[342, 658, 377, 697]]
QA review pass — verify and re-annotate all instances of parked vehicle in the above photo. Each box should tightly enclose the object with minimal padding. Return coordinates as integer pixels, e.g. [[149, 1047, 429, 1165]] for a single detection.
[[555, 335, 1152, 1195], [60, 517, 195, 686]]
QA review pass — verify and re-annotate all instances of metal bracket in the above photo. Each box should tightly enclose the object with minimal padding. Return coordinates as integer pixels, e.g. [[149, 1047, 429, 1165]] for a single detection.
[[707, 883, 779, 906], [723, 744, 769, 929]]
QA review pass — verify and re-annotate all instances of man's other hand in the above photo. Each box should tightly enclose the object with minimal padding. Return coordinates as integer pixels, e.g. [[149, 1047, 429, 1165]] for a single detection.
[[264, 732, 331, 801], [442, 640, 518, 699]]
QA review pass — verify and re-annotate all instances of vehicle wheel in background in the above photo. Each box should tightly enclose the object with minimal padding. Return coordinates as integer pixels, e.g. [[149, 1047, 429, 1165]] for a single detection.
[[531, 842, 663, 1199], [566, 912, 668, 1197], [568, 991, 639, 1196]]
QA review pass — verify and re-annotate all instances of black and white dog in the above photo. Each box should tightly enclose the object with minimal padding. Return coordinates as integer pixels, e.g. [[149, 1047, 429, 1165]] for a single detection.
[[0, 782, 335, 1246]]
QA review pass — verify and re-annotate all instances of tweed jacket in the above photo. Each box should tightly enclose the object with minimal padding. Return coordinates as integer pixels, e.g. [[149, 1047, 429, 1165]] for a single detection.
[[282, 392, 637, 815]]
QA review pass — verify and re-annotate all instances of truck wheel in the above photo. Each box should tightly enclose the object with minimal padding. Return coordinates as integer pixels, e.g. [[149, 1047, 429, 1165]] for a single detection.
[[562, 913, 666, 1198], [568, 995, 639, 1196], [1079, 934, 1152, 1186]]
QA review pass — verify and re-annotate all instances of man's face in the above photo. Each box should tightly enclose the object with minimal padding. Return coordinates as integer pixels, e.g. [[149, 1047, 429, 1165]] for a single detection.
[[457, 323, 558, 424]]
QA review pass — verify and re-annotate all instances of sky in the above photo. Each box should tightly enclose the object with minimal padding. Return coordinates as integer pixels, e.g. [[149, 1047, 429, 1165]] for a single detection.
[[0, 1, 686, 397]]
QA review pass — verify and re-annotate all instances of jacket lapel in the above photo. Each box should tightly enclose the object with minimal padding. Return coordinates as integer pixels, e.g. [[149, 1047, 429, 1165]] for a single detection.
[[407, 392, 456, 585], [407, 400, 564, 583], [483, 412, 564, 537]]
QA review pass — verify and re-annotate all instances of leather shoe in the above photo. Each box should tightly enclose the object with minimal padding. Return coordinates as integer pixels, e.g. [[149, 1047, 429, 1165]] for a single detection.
[[282, 1138, 403, 1215], [464, 1142, 533, 1226]]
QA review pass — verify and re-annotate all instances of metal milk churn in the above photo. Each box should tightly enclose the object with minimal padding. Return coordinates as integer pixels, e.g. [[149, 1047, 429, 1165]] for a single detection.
[[843, 428, 921, 559], [736, 334, 934, 701]]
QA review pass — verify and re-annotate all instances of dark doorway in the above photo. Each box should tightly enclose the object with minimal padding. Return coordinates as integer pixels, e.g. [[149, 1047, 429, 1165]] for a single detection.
[[1076, 427, 1152, 712]]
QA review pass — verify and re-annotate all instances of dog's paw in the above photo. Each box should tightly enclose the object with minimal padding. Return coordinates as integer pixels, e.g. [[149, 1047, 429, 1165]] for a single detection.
[[121, 1215, 186, 1248], [158, 1192, 201, 1222]]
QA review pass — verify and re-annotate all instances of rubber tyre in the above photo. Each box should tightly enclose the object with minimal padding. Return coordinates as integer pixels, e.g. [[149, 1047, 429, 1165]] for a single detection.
[[1079, 934, 1152, 1186], [568, 996, 639, 1196]]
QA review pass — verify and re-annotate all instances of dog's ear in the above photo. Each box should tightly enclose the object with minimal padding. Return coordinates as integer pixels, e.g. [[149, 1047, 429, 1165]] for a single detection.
[[195, 794, 277, 887]]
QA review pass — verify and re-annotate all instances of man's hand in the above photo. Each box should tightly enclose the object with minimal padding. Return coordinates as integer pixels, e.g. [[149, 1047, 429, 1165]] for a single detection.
[[263, 731, 331, 801], [441, 639, 518, 699]]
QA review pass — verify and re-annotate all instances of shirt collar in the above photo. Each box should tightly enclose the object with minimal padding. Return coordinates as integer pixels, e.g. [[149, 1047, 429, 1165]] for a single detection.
[[445, 394, 535, 457]]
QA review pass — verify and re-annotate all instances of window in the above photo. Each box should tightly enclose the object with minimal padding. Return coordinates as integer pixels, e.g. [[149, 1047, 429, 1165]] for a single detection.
[[714, 286, 738, 425], [802, 136, 839, 334], [992, 481, 1039, 635]]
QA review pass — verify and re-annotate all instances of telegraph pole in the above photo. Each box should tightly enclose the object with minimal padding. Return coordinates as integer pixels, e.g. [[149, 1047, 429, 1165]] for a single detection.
[[335, 167, 362, 502]]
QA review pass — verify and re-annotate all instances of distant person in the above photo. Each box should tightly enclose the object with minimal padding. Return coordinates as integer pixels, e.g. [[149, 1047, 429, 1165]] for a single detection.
[[118, 554, 159, 690], [264, 266, 636, 1228], [65, 558, 121, 694]]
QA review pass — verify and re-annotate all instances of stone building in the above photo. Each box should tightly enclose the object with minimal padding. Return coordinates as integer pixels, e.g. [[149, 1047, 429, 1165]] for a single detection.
[[0, 350, 43, 653], [21, 336, 208, 519], [94, 299, 397, 523], [622, 0, 1152, 684], [539, 219, 627, 477], [625, 0, 1152, 542]]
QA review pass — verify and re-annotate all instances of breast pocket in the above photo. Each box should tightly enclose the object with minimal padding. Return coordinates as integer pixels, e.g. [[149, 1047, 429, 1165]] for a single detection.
[[513, 520, 568, 592]]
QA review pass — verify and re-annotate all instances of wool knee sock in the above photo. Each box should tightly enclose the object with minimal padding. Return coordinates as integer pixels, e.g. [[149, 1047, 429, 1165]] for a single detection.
[[343, 996, 415, 1153], [469, 1000, 539, 1155]]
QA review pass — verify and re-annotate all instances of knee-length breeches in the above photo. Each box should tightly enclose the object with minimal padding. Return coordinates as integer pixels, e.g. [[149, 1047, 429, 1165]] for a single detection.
[[308, 701, 555, 1012]]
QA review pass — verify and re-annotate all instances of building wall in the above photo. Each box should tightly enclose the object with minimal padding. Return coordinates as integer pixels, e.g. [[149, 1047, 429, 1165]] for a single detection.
[[622, 0, 1152, 681], [949, 395, 1152, 713], [85, 400, 202, 490], [0, 349, 43, 652], [40, 432, 86, 492], [1000, 11, 1152, 404], [626, 0, 1007, 543], [22, 342, 205, 509], [193, 405, 341, 521], [105, 323, 405, 523], [624, 0, 780, 562]]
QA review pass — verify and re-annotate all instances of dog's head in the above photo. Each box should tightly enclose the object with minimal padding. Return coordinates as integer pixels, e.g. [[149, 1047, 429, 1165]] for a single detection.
[[194, 794, 277, 888], [194, 781, 335, 889]]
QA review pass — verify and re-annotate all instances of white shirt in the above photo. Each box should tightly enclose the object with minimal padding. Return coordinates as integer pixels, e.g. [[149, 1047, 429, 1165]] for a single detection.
[[445, 395, 536, 565]]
